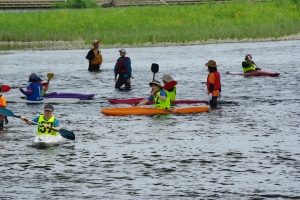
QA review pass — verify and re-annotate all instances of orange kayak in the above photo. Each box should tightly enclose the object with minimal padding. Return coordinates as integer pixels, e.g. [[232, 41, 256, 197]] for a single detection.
[[101, 106, 210, 116]]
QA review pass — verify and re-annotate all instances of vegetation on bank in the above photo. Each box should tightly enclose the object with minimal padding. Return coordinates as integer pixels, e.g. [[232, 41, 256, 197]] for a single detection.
[[52, 0, 98, 9], [0, 0, 299, 45]]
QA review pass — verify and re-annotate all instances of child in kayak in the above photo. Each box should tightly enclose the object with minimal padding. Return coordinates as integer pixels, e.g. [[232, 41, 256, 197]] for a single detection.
[[242, 54, 261, 72], [18, 73, 43, 101], [0, 87, 8, 130], [162, 74, 177, 101], [134, 80, 170, 109], [205, 60, 221, 108], [20, 104, 61, 135]]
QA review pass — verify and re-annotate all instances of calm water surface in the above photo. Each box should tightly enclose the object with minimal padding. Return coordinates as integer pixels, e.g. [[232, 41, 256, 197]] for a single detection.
[[0, 40, 300, 199]]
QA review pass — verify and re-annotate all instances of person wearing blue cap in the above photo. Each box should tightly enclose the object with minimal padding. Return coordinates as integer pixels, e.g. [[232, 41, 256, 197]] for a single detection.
[[114, 48, 132, 90], [18, 73, 43, 101]]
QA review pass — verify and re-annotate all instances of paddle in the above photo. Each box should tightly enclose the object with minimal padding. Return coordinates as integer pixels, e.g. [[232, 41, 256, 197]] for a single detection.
[[0, 108, 75, 140], [1, 85, 17, 93], [41, 73, 54, 86], [151, 63, 159, 81], [247, 55, 261, 70]]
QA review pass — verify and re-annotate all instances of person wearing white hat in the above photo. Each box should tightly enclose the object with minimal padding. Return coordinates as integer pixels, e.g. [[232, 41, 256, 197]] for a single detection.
[[205, 60, 221, 108], [17, 73, 43, 101], [114, 48, 132, 90], [162, 74, 177, 101], [242, 54, 261, 73], [86, 40, 103, 71], [134, 80, 170, 109]]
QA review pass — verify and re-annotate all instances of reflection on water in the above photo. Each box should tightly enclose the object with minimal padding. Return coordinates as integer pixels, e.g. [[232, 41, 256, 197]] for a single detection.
[[0, 40, 300, 199]]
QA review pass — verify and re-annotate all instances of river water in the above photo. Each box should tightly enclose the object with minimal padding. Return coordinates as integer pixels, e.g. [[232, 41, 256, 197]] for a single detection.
[[0, 40, 300, 199]]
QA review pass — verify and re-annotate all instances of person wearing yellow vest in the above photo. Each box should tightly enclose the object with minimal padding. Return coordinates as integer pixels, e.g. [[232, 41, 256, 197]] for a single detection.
[[0, 87, 8, 130], [242, 54, 261, 73], [20, 104, 60, 136], [134, 80, 170, 109], [86, 40, 103, 71], [205, 60, 221, 108], [162, 74, 177, 101]]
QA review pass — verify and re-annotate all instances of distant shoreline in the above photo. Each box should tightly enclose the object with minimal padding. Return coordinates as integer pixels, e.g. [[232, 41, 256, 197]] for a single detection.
[[0, 33, 299, 53]]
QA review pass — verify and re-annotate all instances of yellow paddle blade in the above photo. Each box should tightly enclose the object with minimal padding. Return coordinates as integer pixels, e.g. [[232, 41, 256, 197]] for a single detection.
[[47, 73, 54, 80]]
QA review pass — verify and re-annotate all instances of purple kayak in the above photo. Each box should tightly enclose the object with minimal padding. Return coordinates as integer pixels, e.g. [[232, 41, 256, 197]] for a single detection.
[[43, 92, 94, 100]]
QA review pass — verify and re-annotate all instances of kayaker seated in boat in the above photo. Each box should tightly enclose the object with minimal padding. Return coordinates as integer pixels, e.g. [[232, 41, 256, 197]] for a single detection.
[[86, 40, 103, 71], [20, 104, 61, 135], [242, 54, 261, 73], [162, 74, 177, 101], [133, 80, 170, 109], [37, 77, 49, 96], [114, 48, 132, 90], [18, 73, 43, 101], [205, 60, 221, 108], [0, 87, 8, 130]]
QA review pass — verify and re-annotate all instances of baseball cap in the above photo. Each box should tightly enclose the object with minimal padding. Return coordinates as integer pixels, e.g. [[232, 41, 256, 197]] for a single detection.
[[119, 48, 126, 53], [44, 104, 54, 112], [246, 54, 253, 59]]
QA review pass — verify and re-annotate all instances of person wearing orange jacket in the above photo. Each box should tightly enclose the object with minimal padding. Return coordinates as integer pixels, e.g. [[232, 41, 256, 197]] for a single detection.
[[205, 60, 221, 108], [86, 40, 103, 71], [0, 87, 8, 130]]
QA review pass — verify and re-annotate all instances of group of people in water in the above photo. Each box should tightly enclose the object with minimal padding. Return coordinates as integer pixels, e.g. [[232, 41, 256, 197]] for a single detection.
[[0, 40, 261, 131]]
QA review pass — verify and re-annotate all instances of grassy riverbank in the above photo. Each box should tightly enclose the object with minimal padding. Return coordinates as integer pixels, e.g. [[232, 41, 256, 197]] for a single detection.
[[0, 0, 299, 46]]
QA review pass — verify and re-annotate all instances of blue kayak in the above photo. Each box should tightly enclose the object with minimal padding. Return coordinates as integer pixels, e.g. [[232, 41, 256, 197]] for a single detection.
[[43, 92, 94, 100]]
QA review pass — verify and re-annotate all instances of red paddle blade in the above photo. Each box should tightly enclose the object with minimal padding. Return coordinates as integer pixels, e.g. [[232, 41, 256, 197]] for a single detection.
[[1, 85, 11, 93], [163, 80, 177, 90], [41, 82, 49, 87]]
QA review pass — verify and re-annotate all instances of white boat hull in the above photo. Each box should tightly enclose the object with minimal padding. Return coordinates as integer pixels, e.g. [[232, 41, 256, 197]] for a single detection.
[[32, 134, 63, 147]]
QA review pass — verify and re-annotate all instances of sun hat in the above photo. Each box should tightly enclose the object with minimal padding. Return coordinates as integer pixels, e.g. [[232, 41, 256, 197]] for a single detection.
[[29, 73, 38, 80], [44, 104, 54, 112], [205, 60, 217, 68], [119, 48, 126, 53], [92, 40, 100, 45], [149, 80, 162, 88], [162, 74, 173, 82]]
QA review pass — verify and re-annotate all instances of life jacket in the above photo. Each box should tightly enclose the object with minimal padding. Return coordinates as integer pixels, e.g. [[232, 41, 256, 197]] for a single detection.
[[207, 71, 221, 90], [0, 95, 6, 118], [91, 50, 103, 65], [154, 90, 171, 109], [37, 115, 58, 136], [243, 60, 256, 72], [165, 86, 176, 101], [116, 57, 130, 74], [26, 82, 43, 101]]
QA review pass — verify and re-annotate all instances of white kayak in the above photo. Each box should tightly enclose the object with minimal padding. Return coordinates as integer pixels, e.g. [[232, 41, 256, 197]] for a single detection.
[[32, 134, 63, 147], [5, 95, 80, 104]]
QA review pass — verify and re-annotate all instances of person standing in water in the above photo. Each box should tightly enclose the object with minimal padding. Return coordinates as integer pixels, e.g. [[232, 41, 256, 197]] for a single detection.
[[86, 40, 103, 71], [205, 60, 221, 108], [114, 48, 132, 90]]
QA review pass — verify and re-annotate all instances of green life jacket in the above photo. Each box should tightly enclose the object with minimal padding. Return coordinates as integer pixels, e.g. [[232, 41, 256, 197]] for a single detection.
[[37, 115, 58, 136], [165, 86, 176, 101], [243, 60, 256, 72], [154, 90, 171, 109]]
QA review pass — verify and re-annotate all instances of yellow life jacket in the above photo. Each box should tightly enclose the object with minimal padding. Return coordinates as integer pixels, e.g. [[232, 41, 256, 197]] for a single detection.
[[154, 90, 171, 109], [243, 60, 256, 72], [165, 86, 176, 101], [91, 50, 103, 65], [37, 115, 58, 136]]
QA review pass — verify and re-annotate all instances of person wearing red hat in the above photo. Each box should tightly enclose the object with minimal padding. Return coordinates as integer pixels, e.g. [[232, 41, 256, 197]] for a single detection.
[[242, 54, 261, 73], [205, 60, 221, 108], [86, 40, 103, 71]]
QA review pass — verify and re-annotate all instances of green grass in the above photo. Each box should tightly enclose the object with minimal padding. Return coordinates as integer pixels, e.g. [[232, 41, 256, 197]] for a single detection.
[[0, 0, 299, 45]]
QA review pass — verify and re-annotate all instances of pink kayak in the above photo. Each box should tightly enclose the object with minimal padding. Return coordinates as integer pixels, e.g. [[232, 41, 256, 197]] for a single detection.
[[226, 70, 280, 77], [108, 98, 208, 104]]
